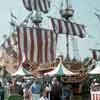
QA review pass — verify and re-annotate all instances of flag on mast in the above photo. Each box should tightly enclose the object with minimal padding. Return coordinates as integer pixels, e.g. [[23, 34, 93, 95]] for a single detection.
[[91, 49, 100, 61], [10, 11, 17, 19], [22, 0, 50, 13]]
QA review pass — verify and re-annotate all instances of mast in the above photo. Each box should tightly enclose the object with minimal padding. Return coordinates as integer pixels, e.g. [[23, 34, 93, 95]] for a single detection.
[[90, 9, 100, 61], [60, 0, 74, 60]]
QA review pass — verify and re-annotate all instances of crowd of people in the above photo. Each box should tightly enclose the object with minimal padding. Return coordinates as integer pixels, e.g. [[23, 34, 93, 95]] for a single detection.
[[0, 76, 73, 100]]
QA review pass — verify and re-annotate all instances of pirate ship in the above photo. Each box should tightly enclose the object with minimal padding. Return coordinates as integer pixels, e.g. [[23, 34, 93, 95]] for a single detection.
[[0, 0, 98, 93]]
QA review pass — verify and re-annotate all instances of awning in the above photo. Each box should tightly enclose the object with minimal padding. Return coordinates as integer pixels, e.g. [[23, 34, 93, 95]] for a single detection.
[[44, 62, 78, 76], [12, 64, 32, 76]]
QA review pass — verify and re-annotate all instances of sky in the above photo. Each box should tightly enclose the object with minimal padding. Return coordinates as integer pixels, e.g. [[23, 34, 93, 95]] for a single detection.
[[0, 0, 100, 60]]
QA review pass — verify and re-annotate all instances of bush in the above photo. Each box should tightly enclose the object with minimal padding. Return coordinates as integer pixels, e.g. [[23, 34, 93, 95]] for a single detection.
[[8, 95, 24, 100]]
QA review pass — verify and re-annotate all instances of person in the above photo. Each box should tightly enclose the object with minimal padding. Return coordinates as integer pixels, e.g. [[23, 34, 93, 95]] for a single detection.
[[90, 79, 99, 91], [0, 81, 4, 100], [9, 80, 16, 95], [40, 90, 48, 100], [23, 85, 32, 100], [63, 85, 73, 100], [50, 77, 62, 100], [16, 81, 24, 96], [43, 81, 51, 100], [31, 80, 41, 100]]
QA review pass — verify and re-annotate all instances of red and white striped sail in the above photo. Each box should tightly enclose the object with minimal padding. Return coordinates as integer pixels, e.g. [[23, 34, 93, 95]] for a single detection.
[[1, 33, 17, 49], [23, 0, 50, 13], [50, 17, 86, 38], [17, 26, 56, 64]]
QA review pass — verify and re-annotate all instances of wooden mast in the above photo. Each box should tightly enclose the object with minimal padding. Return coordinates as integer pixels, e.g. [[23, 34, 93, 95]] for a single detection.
[[60, 0, 74, 60]]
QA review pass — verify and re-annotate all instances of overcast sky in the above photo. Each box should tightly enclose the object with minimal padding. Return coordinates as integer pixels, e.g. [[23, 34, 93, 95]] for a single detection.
[[0, 0, 100, 60]]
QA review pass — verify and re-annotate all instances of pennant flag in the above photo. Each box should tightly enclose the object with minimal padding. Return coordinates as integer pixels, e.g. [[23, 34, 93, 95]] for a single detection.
[[10, 11, 17, 19], [9, 11, 17, 27], [92, 49, 100, 61], [94, 13, 100, 22], [92, 50, 97, 60], [22, 0, 50, 13], [17, 26, 56, 65], [50, 17, 86, 38]]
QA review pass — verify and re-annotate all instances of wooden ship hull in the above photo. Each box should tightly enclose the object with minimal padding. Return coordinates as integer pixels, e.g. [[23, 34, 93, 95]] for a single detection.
[[46, 59, 90, 94], [31, 57, 91, 94]]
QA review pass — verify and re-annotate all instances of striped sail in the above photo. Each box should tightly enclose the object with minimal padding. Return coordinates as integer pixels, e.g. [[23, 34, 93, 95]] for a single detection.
[[1, 33, 17, 49], [50, 17, 86, 38], [23, 0, 50, 13], [17, 26, 56, 64]]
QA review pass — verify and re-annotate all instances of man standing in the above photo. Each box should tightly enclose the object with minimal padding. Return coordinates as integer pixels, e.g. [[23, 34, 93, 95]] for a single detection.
[[50, 77, 62, 100], [0, 81, 4, 100], [31, 80, 41, 100]]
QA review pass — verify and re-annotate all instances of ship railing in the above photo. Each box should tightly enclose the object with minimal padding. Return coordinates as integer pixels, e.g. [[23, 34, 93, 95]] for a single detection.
[[62, 74, 87, 83]]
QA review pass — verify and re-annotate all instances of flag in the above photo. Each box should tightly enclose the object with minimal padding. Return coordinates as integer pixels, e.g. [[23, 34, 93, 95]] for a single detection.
[[50, 17, 86, 38], [94, 13, 100, 22], [23, 0, 50, 13], [17, 26, 56, 65], [92, 49, 100, 61], [10, 11, 17, 19]]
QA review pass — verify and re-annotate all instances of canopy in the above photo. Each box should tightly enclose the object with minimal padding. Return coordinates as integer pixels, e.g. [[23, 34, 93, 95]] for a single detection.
[[88, 64, 100, 74], [12, 65, 32, 76], [44, 63, 78, 76]]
